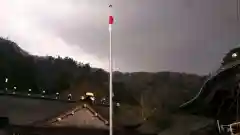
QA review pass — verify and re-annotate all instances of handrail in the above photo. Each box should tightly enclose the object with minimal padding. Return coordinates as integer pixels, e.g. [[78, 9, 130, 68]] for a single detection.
[[0, 92, 77, 103], [179, 60, 240, 108]]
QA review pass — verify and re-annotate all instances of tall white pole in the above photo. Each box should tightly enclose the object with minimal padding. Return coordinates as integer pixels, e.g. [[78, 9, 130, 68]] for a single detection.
[[238, 0, 240, 21], [109, 5, 113, 135], [109, 26, 113, 135]]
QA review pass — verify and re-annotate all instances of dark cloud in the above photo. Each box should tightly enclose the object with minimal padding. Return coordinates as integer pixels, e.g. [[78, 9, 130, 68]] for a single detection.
[[52, 0, 240, 75]]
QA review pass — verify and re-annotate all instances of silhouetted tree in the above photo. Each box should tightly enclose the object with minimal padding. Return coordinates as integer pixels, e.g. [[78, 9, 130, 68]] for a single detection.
[[222, 47, 240, 66]]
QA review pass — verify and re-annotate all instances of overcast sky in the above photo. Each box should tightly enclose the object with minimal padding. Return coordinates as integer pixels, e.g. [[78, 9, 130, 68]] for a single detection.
[[0, 0, 240, 75]]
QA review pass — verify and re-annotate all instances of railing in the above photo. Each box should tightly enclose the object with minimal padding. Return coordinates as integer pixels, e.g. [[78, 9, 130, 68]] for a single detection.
[[0, 77, 76, 102], [0, 90, 75, 103], [217, 120, 240, 135], [0, 89, 116, 107], [0, 78, 120, 107]]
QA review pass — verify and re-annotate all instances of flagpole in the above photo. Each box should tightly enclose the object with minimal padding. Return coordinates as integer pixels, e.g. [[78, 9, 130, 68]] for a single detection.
[[238, 0, 240, 21], [109, 4, 113, 135], [109, 24, 113, 135]]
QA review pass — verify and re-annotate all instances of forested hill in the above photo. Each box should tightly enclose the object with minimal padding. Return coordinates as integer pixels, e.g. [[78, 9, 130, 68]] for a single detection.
[[0, 37, 205, 107], [0, 37, 108, 95]]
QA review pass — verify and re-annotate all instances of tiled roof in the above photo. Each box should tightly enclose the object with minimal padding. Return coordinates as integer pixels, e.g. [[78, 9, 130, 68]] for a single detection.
[[0, 94, 109, 128], [44, 103, 109, 127]]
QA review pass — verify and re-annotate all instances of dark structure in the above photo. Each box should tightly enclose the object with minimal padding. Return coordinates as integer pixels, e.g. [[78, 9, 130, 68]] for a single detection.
[[0, 93, 156, 135], [181, 47, 240, 126], [0, 117, 9, 129]]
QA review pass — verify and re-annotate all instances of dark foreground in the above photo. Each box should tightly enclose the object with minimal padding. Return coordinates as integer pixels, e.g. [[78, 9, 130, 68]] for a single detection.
[[1, 125, 157, 135]]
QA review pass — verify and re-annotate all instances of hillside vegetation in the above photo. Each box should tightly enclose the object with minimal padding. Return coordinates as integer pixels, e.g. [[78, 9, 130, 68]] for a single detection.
[[0, 38, 208, 133]]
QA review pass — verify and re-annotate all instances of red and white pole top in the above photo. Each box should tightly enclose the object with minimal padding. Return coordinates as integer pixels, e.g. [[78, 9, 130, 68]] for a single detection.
[[109, 16, 114, 25], [109, 5, 114, 25]]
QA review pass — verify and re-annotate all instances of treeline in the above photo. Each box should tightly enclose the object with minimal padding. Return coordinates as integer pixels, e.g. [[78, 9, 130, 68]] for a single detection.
[[0, 38, 141, 105], [0, 37, 206, 108], [0, 37, 108, 95], [113, 72, 205, 110]]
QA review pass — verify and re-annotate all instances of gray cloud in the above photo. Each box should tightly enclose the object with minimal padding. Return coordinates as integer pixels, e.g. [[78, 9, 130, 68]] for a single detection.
[[0, 0, 109, 69], [1, 0, 240, 75], [48, 0, 240, 75]]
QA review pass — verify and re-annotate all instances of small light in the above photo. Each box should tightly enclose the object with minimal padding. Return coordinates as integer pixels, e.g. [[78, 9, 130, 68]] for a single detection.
[[28, 89, 31, 92], [68, 94, 72, 100], [80, 96, 85, 100], [27, 93, 30, 96], [232, 53, 238, 58], [94, 113, 98, 117], [116, 103, 120, 107], [12, 92, 15, 94], [13, 87, 16, 90], [5, 78, 8, 83], [56, 92, 59, 95], [86, 92, 94, 97], [57, 118, 62, 121], [42, 90, 45, 93], [41, 95, 45, 98], [90, 97, 95, 101], [71, 111, 74, 115], [5, 88, 7, 91], [83, 104, 87, 108]]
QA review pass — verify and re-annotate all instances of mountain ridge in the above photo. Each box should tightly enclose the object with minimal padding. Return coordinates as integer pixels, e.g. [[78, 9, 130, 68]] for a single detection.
[[0, 38, 208, 133]]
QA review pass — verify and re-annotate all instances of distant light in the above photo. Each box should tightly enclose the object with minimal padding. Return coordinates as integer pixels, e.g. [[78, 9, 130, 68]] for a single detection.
[[71, 111, 74, 115], [41, 95, 45, 98], [12, 92, 15, 94], [80, 96, 85, 100], [13, 87, 16, 90], [83, 104, 87, 108], [27, 93, 30, 96], [116, 103, 120, 107], [28, 89, 31, 92], [56, 92, 59, 95], [5, 78, 8, 83], [57, 118, 62, 121], [90, 97, 95, 101], [42, 90, 45, 93], [232, 53, 238, 58], [5, 88, 7, 91], [86, 92, 94, 97], [68, 94, 72, 100], [94, 113, 98, 117]]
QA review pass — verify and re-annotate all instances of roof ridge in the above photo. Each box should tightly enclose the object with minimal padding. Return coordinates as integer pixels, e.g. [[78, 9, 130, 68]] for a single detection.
[[40, 103, 109, 127], [30, 103, 78, 126], [84, 104, 109, 124]]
